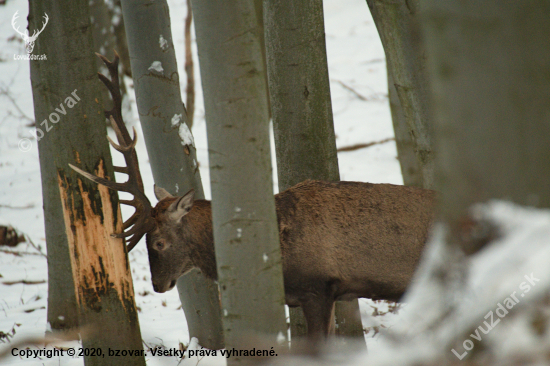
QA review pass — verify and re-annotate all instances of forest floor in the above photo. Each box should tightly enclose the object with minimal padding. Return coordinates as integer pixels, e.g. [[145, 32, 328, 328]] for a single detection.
[[0, 0, 404, 364]]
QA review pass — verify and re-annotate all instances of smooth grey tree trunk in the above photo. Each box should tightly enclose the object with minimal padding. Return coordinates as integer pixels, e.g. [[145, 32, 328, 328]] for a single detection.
[[119, 0, 224, 349], [29, 1, 145, 365], [183, 0, 195, 128], [110, 0, 132, 78], [420, 1, 550, 237], [366, 0, 435, 189], [192, 0, 288, 359], [263, 0, 364, 341], [90, 0, 131, 121], [90, 0, 116, 107], [387, 68, 422, 187]]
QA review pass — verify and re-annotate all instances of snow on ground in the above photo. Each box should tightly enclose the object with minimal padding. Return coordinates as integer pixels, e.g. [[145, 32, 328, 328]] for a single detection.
[[0, 0, 402, 365]]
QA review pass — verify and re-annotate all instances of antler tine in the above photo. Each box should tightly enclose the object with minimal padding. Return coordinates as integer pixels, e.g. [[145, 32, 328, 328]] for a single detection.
[[69, 164, 127, 192], [70, 53, 155, 251], [126, 235, 142, 252]]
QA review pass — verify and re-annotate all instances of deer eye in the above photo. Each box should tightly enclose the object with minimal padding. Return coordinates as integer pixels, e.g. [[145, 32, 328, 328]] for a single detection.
[[156, 241, 165, 251]]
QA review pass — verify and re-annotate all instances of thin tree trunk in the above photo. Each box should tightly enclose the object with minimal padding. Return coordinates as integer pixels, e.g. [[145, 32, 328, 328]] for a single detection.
[[184, 0, 195, 129], [387, 67, 422, 187], [119, 0, 224, 349], [89, 0, 116, 107], [367, 0, 435, 189], [110, 0, 132, 78], [421, 0, 550, 238], [29, 1, 145, 364], [264, 0, 364, 341], [89, 0, 131, 122], [192, 0, 288, 357]]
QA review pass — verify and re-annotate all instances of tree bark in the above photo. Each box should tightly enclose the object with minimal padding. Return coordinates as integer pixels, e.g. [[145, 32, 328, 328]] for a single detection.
[[387, 67, 422, 187], [420, 1, 550, 239], [119, 0, 224, 349], [29, 1, 145, 364], [184, 0, 195, 128], [89, 0, 131, 122], [263, 0, 364, 341], [367, 0, 435, 189], [192, 0, 288, 357]]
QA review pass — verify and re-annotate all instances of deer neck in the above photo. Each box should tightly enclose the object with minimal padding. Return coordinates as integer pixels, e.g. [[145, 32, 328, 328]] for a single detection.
[[180, 199, 218, 280]]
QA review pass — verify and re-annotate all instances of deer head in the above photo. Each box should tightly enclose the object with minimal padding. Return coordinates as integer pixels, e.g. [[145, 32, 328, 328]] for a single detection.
[[145, 186, 205, 292], [12, 11, 49, 54]]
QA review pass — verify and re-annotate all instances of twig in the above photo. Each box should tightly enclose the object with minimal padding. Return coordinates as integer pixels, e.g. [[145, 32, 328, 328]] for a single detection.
[[24, 234, 47, 258], [0, 249, 44, 257], [3, 280, 46, 286], [0, 85, 35, 124], [337, 137, 395, 152], [336, 80, 369, 101], [335, 80, 387, 102], [184, 0, 195, 128], [0, 203, 35, 209]]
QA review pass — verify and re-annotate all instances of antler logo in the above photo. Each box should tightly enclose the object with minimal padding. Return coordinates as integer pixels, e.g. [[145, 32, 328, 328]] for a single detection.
[[11, 11, 49, 54]]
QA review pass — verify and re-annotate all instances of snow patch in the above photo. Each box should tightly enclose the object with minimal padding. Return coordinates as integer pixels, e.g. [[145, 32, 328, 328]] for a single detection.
[[178, 122, 195, 147], [187, 337, 199, 353], [148, 61, 164, 73], [159, 34, 169, 51], [171, 113, 182, 127]]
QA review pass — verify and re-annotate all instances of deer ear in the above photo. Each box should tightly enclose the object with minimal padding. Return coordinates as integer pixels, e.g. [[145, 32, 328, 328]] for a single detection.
[[154, 185, 173, 201], [168, 189, 195, 221]]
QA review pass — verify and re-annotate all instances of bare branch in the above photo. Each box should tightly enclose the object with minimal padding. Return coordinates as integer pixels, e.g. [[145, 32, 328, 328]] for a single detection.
[[337, 137, 395, 152]]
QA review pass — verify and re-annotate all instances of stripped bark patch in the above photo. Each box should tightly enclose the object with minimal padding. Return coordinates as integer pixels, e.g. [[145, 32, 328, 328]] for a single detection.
[[58, 160, 136, 312]]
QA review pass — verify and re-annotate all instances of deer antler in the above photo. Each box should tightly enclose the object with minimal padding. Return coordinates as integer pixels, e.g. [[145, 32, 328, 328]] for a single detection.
[[69, 52, 155, 251]]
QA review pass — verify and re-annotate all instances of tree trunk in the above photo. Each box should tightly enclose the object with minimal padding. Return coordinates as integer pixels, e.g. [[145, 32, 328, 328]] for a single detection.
[[89, 0, 131, 122], [366, 0, 435, 189], [110, 0, 132, 78], [184, 0, 195, 129], [421, 0, 550, 239], [192, 0, 288, 357], [387, 67, 422, 187], [29, 1, 145, 365], [263, 0, 364, 342], [398, 4, 550, 362], [119, 0, 224, 349]]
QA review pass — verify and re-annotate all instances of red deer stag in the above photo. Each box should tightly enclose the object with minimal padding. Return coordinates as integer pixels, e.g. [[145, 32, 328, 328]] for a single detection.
[[70, 53, 436, 340]]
